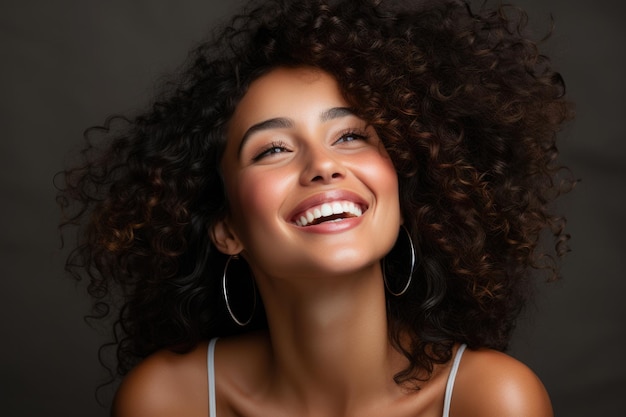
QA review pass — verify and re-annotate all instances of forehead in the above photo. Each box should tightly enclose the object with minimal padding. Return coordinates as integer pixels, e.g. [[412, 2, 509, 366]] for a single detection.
[[226, 67, 348, 141]]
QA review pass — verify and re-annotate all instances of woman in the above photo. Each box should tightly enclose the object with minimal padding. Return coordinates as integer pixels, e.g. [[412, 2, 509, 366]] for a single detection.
[[58, 0, 574, 416]]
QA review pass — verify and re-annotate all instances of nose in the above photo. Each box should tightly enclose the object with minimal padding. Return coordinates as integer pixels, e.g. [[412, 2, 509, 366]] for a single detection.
[[299, 145, 346, 185]]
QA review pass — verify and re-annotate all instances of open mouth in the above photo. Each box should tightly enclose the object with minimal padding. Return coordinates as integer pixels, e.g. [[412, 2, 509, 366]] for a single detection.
[[293, 201, 365, 227]]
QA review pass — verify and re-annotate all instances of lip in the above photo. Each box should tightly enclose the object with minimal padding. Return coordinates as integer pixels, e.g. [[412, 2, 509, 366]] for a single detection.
[[293, 215, 364, 233], [287, 189, 369, 227]]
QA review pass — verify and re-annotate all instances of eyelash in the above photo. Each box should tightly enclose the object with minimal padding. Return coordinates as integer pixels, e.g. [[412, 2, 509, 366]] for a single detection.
[[251, 129, 371, 162], [335, 129, 370, 144], [252, 140, 290, 161]]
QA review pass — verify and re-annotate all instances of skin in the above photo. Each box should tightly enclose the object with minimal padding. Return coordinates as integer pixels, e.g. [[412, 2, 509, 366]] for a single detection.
[[113, 67, 554, 417]]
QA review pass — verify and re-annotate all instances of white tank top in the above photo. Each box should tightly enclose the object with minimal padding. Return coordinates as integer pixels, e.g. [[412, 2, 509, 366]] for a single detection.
[[207, 338, 466, 417]]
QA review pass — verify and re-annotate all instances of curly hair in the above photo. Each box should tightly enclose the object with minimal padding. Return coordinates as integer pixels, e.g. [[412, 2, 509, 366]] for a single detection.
[[57, 0, 574, 386]]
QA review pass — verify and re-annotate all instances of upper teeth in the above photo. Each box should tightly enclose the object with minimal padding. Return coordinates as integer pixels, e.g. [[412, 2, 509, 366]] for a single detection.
[[295, 201, 363, 227]]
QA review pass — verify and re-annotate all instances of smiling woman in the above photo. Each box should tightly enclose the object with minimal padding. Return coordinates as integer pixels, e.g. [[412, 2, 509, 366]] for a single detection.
[[57, 0, 574, 416], [215, 68, 400, 281]]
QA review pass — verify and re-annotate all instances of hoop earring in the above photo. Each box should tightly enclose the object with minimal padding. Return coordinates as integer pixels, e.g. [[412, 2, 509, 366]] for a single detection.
[[222, 255, 257, 326], [382, 225, 416, 297]]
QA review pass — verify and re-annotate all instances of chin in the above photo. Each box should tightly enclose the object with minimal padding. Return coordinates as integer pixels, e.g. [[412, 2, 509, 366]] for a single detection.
[[306, 251, 383, 277]]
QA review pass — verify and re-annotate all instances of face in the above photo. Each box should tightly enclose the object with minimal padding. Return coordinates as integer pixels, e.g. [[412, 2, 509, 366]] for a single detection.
[[213, 67, 401, 283]]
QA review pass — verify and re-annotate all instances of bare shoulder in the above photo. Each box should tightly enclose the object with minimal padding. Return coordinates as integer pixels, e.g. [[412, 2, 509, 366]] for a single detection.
[[451, 348, 553, 417], [112, 342, 209, 417]]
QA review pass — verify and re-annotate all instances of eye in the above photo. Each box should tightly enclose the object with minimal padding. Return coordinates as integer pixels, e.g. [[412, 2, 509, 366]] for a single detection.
[[252, 141, 291, 161], [334, 129, 370, 145]]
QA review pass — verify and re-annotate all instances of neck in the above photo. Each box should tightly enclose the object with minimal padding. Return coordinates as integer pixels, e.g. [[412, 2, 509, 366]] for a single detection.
[[254, 263, 405, 413]]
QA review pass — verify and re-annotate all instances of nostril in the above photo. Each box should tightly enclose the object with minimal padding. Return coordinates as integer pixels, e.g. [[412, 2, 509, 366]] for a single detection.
[[311, 172, 342, 182]]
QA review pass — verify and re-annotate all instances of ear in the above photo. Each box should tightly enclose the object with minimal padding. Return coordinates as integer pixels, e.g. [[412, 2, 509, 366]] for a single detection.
[[210, 218, 244, 255]]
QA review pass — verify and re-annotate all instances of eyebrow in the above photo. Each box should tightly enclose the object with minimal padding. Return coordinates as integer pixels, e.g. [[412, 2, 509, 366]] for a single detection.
[[237, 106, 356, 155], [320, 106, 355, 122]]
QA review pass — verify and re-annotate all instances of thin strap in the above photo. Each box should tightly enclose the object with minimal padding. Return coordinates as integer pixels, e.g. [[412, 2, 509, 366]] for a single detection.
[[207, 338, 219, 417], [442, 344, 467, 417]]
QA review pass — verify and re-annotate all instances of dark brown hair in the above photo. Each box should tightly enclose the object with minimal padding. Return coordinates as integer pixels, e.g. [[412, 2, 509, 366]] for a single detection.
[[57, 0, 574, 386]]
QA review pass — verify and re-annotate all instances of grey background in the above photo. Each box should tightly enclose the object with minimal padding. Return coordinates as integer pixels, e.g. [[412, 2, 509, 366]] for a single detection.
[[1, 0, 624, 416]]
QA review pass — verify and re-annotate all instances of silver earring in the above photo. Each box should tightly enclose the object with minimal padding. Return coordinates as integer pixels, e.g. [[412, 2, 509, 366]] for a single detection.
[[222, 255, 257, 326], [382, 225, 416, 296]]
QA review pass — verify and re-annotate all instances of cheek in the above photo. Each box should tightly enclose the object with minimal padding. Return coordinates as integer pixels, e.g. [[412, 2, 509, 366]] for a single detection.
[[364, 153, 402, 227], [361, 151, 399, 197], [380, 158, 399, 188], [228, 169, 294, 236]]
